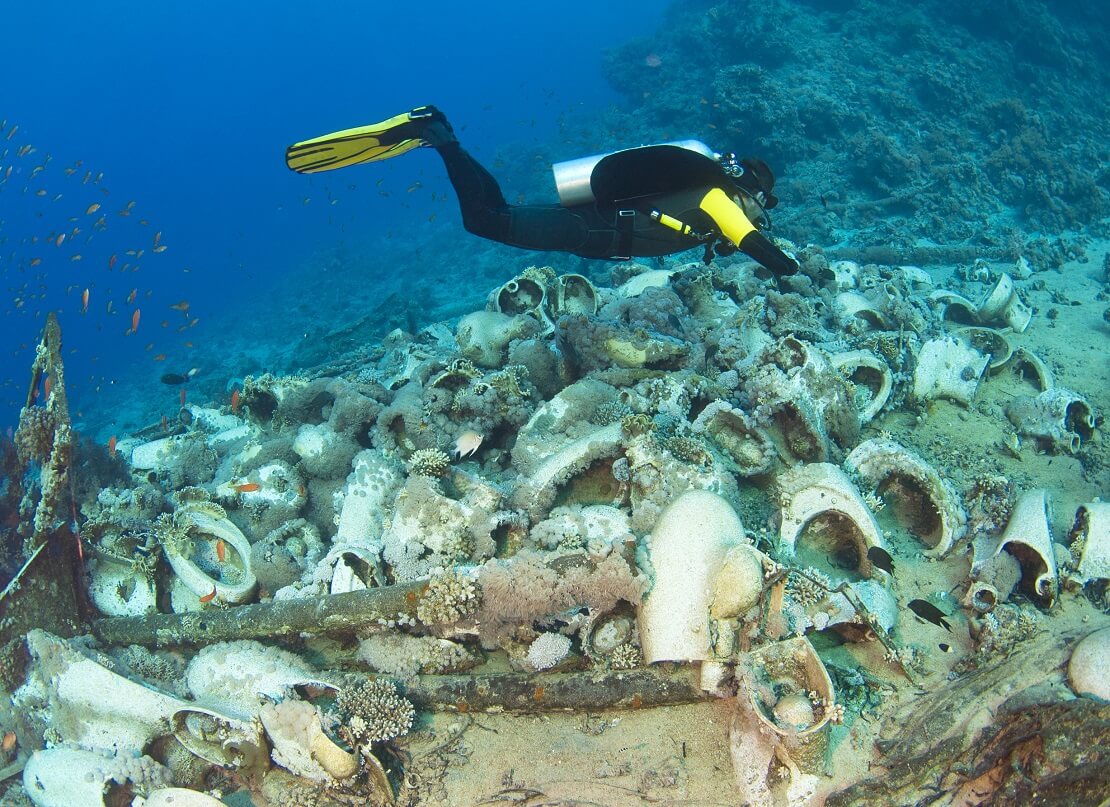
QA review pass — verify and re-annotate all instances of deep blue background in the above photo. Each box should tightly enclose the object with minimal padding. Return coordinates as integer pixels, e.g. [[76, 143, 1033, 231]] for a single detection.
[[0, 0, 672, 431]]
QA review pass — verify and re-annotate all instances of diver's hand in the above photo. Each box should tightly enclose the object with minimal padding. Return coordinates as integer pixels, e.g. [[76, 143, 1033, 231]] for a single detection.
[[714, 240, 738, 258]]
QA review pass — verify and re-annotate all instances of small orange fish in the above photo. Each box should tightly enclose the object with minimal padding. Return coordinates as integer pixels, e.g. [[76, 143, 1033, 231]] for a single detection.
[[107, 435, 117, 457], [108, 254, 117, 270], [199, 586, 217, 604], [85, 203, 100, 215], [30, 257, 41, 266], [230, 389, 240, 414], [153, 353, 166, 361], [215, 538, 226, 563], [161, 414, 169, 431], [54, 233, 65, 247], [127, 288, 137, 304], [233, 482, 261, 493], [43, 376, 52, 400], [152, 245, 168, 253], [170, 299, 190, 313], [179, 387, 187, 406], [81, 288, 89, 313], [129, 308, 140, 334], [1, 731, 15, 754], [153, 230, 161, 245]]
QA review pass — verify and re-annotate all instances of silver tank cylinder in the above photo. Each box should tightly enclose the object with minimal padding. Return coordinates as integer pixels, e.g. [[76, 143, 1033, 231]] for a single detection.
[[552, 139, 717, 207]]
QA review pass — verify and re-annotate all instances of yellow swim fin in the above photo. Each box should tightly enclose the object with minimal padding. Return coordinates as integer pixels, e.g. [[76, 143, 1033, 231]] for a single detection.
[[285, 107, 436, 174]]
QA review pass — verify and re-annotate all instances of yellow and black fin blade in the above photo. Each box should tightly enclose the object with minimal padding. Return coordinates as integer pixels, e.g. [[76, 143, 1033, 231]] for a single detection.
[[285, 111, 423, 174]]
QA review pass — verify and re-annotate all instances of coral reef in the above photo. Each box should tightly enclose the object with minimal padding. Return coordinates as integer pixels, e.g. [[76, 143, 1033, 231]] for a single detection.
[[334, 678, 416, 746], [415, 566, 481, 626], [476, 550, 647, 647], [526, 632, 573, 671]]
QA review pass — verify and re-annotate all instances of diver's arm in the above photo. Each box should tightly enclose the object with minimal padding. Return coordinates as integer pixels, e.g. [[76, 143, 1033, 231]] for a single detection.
[[696, 187, 799, 277]]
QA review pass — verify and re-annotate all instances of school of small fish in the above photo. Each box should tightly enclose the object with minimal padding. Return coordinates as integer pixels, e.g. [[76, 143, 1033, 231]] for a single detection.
[[1, 93, 536, 429], [0, 118, 198, 420]]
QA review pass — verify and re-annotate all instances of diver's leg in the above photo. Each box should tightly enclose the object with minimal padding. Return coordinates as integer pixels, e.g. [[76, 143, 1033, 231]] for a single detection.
[[424, 123, 590, 251], [422, 123, 509, 236]]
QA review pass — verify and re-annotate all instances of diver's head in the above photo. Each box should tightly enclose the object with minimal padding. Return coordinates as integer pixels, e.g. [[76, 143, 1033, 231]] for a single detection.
[[718, 153, 779, 226]]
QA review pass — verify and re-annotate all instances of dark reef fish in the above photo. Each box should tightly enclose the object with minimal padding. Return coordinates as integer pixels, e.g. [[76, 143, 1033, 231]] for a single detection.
[[908, 599, 952, 632], [867, 546, 895, 576], [160, 368, 197, 386]]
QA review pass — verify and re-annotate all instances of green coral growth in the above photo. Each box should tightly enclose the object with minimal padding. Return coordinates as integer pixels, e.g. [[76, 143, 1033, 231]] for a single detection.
[[487, 364, 530, 399], [663, 435, 711, 465], [620, 413, 654, 438]]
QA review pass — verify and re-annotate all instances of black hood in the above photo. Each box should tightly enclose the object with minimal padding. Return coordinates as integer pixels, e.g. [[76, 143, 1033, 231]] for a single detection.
[[734, 156, 779, 209]]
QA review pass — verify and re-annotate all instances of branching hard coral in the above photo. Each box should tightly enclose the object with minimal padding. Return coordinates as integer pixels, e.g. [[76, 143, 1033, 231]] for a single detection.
[[785, 568, 833, 608], [970, 603, 1040, 662], [335, 678, 416, 746], [416, 566, 481, 625], [407, 448, 451, 478], [608, 642, 642, 671]]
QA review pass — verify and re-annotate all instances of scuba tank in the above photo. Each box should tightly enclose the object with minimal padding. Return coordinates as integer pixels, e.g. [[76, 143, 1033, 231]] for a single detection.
[[552, 140, 718, 207]]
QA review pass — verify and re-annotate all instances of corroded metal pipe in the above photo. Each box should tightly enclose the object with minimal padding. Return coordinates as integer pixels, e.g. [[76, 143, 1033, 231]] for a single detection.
[[393, 666, 705, 713], [92, 581, 426, 648]]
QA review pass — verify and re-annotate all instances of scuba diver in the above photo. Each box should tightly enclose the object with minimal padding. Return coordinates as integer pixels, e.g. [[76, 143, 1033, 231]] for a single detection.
[[286, 105, 798, 278]]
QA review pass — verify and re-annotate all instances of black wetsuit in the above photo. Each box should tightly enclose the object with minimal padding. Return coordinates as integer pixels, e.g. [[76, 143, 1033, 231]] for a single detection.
[[432, 139, 799, 276]]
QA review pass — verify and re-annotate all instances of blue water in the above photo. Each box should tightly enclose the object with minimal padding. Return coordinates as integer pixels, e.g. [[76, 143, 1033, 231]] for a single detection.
[[0, 0, 672, 433]]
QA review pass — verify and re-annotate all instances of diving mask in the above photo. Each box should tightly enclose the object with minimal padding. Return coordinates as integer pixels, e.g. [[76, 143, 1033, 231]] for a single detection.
[[717, 152, 778, 229]]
